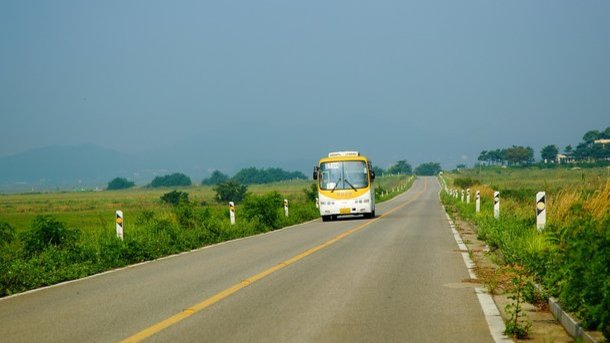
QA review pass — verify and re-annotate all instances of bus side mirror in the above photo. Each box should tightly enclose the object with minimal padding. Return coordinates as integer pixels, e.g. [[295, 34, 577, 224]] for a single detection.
[[313, 166, 319, 180], [370, 170, 376, 180]]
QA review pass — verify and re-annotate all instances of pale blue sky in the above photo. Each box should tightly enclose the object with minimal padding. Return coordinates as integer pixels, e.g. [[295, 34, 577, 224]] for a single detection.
[[1, 1, 609, 168]]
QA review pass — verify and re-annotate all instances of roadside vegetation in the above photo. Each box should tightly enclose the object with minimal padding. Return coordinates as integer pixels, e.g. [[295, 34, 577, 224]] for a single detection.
[[441, 166, 609, 339], [0, 173, 413, 297]]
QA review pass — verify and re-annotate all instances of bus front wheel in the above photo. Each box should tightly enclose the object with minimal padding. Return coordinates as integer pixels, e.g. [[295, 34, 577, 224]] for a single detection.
[[322, 215, 331, 222]]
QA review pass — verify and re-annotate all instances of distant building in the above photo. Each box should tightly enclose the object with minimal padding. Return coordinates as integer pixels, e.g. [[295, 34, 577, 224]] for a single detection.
[[594, 139, 610, 145], [556, 154, 575, 164]]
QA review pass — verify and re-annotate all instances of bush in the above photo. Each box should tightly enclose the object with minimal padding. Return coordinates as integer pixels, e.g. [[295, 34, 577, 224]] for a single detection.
[[557, 216, 610, 334], [107, 177, 135, 190], [242, 192, 283, 229], [150, 173, 192, 188], [303, 183, 317, 202], [160, 190, 189, 206], [453, 177, 480, 189], [20, 215, 80, 257], [214, 180, 248, 203], [0, 221, 15, 246]]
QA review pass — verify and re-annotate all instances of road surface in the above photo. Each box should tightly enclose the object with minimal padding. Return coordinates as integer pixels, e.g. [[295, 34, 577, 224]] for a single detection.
[[0, 177, 494, 342]]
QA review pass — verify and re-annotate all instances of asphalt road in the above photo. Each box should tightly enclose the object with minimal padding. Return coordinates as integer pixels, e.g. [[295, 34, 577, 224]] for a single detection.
[[0, 177, 494, 342]]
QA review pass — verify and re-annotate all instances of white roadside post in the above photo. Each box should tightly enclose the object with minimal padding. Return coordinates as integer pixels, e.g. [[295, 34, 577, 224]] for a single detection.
[[461, 190, 465, 202], [494, 191, 500, 219], [229, 201, 236, 225], [536, 192, 546, 231], [284, 199, 289, 217], [115, 210, 124, 240], [466, 188, 471, 204], [476, 191, 481, 213]]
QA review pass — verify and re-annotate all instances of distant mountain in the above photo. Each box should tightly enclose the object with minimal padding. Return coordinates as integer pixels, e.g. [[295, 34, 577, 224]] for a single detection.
[[0, 144, 150, 192], [0, 121, 381, 192]]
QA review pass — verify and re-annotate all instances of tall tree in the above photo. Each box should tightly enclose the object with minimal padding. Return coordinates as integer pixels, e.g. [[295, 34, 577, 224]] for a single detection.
[[583, 130, 600, 143], [541, 145, 559, 163], [477, 150, 489, 165], [387, 160, 412, 175], [107, 177, 135, 190], [414, 162, 442, 176], [202, 170, 229, 186], [504, 146, 534, 165]]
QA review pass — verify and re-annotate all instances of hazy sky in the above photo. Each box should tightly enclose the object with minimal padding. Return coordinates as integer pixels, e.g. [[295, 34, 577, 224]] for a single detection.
[[1, 1, 609, 168]]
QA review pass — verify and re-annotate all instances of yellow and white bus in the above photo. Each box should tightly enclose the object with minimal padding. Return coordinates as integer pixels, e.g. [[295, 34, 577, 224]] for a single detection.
[[313, 151, 376, 221]]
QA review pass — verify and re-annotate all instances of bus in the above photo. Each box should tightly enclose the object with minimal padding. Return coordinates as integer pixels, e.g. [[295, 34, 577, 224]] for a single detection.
[[313, 151, 376, 221]]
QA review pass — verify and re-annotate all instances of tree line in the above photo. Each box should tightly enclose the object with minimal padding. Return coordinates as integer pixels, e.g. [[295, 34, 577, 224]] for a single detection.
[[107, 167, 307, 190], [375, 160, 441, 176], [477, 126, 610, 166], [201, 167, 306, 186]]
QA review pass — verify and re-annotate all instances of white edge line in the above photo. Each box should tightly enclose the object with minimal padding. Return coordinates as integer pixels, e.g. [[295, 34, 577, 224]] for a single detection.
[[437, 178, 512, 343]]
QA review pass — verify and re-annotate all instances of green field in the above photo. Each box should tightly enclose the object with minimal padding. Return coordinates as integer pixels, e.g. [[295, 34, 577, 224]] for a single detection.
[[0, 180, 311, 234], [441, 166, 609, 338], [0, 175, 413, 297], [457, 165, 610, 192], [0, 176, 410, 233]]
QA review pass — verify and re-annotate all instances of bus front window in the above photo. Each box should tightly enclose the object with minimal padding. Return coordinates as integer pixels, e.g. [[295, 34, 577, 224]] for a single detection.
[[320, 161, 369, 190]]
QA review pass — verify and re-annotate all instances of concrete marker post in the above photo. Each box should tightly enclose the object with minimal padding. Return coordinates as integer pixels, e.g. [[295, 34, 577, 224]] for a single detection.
[[536, 191, 546, 231], [461, 189, 465, 202], [476, 190, 481, 213], [494, 191, 500, 219], [284, 199, 289, 217], [115, 210, 124, 240], [466, 188, 471, 204], [229, 202, 236, 225]]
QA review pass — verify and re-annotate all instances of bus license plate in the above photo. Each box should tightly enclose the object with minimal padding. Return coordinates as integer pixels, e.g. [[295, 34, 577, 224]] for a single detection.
[[340, 208, 351, 214]]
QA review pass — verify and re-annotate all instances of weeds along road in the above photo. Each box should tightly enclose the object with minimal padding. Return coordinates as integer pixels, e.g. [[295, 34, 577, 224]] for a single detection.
[[0, 177, 494, 342]]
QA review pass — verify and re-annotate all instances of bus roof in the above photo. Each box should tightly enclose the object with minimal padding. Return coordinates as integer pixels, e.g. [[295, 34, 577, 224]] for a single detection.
[[319, 152, 369, 164]]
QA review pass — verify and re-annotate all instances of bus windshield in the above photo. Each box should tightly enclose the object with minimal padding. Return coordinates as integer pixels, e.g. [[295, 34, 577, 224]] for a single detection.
[[319, 161, 369, 191]]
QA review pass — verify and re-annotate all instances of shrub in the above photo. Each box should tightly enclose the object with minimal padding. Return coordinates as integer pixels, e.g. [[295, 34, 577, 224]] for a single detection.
[[160, 190, 189, 206], [174, 202, 211, 230], [242, 192, 283, 229], [107, 177, 135, 190], [20, 215, 80, 257], [303, 183, 317, 202], [453, 177, 480, 189], [214, 180, 248, 203]]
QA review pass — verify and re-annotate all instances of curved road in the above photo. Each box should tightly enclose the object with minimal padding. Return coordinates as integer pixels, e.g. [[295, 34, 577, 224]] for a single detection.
[[0, 177, 494, 342]]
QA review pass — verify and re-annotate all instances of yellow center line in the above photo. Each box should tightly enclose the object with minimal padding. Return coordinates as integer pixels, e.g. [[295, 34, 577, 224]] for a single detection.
[[121, 178, 428, 343]]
